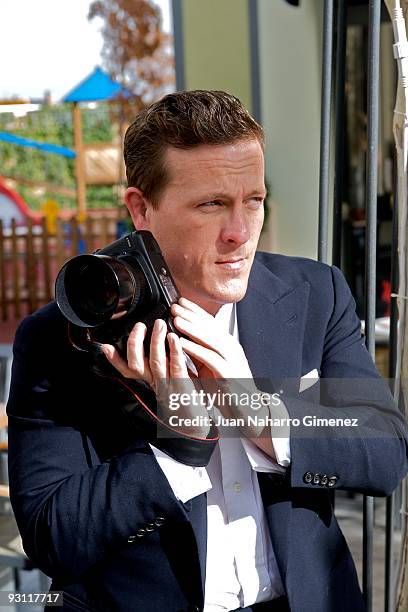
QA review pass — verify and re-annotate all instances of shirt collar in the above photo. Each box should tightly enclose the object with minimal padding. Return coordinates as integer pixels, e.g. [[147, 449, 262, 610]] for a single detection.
[[214, 302, 237, 338]]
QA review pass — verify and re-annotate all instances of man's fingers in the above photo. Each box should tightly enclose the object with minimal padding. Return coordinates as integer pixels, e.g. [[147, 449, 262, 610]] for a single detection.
[[178, 297, 214, 319], [179, 337, 225, 377], [172, 299, 236, 358], [127, 322, 149, 375], [173, 316, 228, 358], [171, 299, 216, 325], [101, 344, 135, 379], [171, 303, 198, 324], [168, 333, 189, 378], [149, 319, 168, 379]]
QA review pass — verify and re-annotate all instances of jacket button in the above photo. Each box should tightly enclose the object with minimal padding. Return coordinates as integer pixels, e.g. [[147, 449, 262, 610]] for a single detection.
[[320, 474, 328, 486], [303, 471, 313, 484], [328, 475, 338, 488], [145, 523, 156, 532], [127, 535, 137, 544], [313, 473, 321, 485], [136, 528, 146, 538], [155, 516, 166, 526]]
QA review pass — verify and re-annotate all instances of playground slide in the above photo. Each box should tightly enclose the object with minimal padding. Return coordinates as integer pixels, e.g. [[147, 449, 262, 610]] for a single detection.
[[0, 178, 42, 227]]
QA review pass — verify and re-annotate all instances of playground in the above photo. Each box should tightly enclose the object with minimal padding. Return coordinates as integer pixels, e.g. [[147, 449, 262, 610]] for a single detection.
[[0, 67, 130, 342]]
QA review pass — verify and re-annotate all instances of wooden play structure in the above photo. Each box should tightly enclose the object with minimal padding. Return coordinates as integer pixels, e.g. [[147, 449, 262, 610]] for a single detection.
[[0, 68, 130, 330], [0, 211, 120, 323]]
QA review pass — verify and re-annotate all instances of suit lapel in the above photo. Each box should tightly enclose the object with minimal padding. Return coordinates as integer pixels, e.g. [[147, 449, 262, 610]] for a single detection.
[[237, 258, 310, 389]]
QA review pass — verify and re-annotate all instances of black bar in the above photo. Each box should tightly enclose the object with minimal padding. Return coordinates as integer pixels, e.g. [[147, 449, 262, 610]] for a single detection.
[[363, 2, 381, 610], [384, 495, 394, 611], [171, 0, 186, 91], [385, 158, 399, 612], [332, 0, 347, 267], [318, 0, 334, 263], [363, 495, 375, 611], [385, 159, 401, 611], [364, 0, 381, 359], [248, 0, 262, 124], [389, 162, 399, 385]]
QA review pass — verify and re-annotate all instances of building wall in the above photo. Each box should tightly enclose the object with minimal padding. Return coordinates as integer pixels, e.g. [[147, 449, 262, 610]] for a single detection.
[[180, 0, 252, 110], [258, 0, 324, 259]]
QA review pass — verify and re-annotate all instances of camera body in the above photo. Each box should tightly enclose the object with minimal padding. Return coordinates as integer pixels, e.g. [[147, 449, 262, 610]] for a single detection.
[[55, 230, 216, 467], [55, 230, 181, 359]]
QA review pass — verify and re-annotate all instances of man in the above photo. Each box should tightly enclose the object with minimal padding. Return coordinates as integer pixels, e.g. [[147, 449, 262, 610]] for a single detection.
[[7, 90, 408, 612]]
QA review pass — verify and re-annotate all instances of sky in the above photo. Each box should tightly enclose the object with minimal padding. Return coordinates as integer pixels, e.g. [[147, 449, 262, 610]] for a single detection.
[[0, 0, 171, 103]]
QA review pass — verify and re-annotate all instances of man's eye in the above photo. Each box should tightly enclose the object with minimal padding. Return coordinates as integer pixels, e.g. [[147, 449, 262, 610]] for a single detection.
[[247, 198, 264, 209], [199, 201, 222, 208]]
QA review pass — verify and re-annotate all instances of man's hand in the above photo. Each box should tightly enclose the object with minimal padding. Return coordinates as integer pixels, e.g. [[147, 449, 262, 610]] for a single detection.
[[100, 318, 211, 438], [171, 297, 277, 459], [171, 297, 253, 380], [171, 297, 257, 416]]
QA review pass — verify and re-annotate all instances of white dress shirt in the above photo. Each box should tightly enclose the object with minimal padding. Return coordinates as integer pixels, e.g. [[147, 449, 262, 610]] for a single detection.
[[151, 303, 291, 611]]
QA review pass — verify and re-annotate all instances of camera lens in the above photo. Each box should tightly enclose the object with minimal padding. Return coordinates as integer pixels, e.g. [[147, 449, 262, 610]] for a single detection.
[[56, 254, 142, 327], [77, 259, 120, 316]]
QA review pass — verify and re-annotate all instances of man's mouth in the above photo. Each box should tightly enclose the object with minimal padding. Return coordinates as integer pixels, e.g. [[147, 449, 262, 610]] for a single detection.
[[215, 258, 246, 270]]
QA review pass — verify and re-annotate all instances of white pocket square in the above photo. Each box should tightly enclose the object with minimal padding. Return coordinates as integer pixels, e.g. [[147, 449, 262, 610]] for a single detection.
[[299, 368, 320, 392]]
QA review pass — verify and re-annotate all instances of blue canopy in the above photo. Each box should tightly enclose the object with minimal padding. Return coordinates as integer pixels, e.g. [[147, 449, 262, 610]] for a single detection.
[[62, 67, 126, 103], [0, 132, 76, 158]]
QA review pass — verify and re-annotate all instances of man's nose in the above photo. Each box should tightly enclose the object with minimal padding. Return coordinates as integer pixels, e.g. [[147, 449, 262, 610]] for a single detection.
[[220, 211, 250, 245]]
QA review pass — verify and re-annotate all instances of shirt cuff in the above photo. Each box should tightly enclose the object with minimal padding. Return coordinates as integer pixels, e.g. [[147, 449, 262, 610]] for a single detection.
[[271, 435, 291, 468], [149, 444, 212, 503], [240, 395, 291, 472], [269, 396, 291, 467], [240, 437, 286, 473]]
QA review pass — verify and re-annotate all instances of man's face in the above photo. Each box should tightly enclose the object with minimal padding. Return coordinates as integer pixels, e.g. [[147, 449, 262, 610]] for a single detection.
[[126, 138, 266, 315]]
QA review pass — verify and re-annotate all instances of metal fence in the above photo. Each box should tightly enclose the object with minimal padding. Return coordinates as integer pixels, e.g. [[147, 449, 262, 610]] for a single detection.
[[318, 2, 403, 611], [0, 213, 120, 322]]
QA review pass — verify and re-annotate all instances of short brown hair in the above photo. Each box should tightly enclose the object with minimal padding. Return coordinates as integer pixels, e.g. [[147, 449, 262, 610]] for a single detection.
[[124, 90, 264, 206]]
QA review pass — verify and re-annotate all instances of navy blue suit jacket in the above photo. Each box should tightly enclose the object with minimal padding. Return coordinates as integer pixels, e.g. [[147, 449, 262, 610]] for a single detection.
[[7, 253, 408, 612]]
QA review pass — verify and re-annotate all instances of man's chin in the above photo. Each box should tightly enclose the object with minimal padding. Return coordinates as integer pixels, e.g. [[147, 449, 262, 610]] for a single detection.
[[208, 280, 249, 305], [175, 277, 249, 312]]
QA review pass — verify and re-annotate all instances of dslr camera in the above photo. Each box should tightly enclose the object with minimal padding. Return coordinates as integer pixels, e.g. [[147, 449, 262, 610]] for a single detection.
[[55, 230, 195, 371], [55, 230, 217, 467]]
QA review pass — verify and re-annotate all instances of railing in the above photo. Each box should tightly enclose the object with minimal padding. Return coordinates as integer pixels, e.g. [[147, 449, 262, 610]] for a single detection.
[[318, 2, 402, 611], [0, 212, 121, 322]]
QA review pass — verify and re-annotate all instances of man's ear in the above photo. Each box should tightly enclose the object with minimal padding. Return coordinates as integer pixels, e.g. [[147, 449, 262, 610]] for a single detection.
[[124, 187, 151, 229]]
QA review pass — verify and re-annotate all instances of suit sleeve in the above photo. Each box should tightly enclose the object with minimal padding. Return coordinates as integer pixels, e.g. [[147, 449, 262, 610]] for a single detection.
[[283, 265, 408, 496], [6, 315, 192, 581]]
